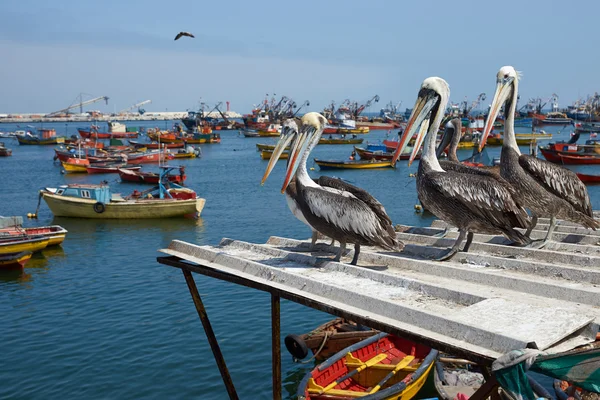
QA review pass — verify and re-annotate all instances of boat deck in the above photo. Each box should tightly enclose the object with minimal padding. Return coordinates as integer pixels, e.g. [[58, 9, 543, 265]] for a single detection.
[[158, 212, 600, 365]]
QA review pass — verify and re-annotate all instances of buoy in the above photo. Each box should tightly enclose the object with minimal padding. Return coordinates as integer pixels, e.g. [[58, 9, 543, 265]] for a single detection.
[[27, 213, 37, 219], [409, 173, 416, 177], [310, 167, 315, 171], [414, 204, 423, 213]]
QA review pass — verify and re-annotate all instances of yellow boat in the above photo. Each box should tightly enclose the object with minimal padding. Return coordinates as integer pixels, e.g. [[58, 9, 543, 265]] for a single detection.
[[0, 236, 50, 255], [299, 333, 437, 400], [456, 141, 475, 149], [172, 152, 196, 159], [61, 160, 89, 173], [261, 150, 288, 160], [486, 132, 553, 146], [256, 143, 288, 151], [0, 251, 33, 269], [0, 225, 68, 247], [41, 177, 205, 219], [314, 158, 394, 170], [319, 138, 364, 145], [324, 126, 370, 134]]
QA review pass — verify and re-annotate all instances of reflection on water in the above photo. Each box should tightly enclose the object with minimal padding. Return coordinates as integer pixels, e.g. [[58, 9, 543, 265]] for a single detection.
[[0, 269, 32, 284]]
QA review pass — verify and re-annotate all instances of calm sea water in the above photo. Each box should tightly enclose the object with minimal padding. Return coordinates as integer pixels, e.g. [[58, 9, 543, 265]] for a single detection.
[[0, 121, 597, 399]]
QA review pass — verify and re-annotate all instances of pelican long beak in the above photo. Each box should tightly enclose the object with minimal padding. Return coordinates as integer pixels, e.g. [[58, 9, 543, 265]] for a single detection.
[[435, 124, 453, 159], [260, 126, 295, 185], [408, 118, 430, 166], [392, 91, 438, 166], [281, 125, 316, 193], [479, 77, 514, 152]]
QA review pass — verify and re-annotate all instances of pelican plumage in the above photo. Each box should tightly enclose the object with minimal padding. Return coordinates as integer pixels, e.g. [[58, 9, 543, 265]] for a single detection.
[[479, 66, 599, 245], [394, 77, 530, 260], [276, 112, 402, 265]]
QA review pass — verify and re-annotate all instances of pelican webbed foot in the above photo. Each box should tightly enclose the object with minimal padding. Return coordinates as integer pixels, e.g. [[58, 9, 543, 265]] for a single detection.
[[433, 230, 467, 261]]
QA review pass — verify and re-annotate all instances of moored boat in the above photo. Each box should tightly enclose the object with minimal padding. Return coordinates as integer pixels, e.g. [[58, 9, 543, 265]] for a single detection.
[[284, 318, 379, 362], [486, 132, 553, 146], [129, 140, 185, 150], [0, 236, 50, 255], [0, 142, 12, 156], [323, 126, 370, 135], [125, 150, 170, 164], [40, 167, 204, 219], [532, 112, 572, 126], [576, 172, 600, 184], [319, 137, 364, 145], [78, 127, 138, 139], [86, 163, 141, 174], [61, 157, 90, 173], [0, 225, 68, 247], [314, 158, 395, 170], [18, 130, 65, 145], [297, 332, 437, 400], [257, 124, 282, 137], [118, 167, 187, 184], [355, 146, 419, 161], [0, 252, 33, 270], [260, 150, 288, 160]]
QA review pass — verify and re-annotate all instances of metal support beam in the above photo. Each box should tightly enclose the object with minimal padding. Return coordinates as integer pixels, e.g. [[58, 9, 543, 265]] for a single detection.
[[271, 295, 281, 400], [182, 269, 239, 400]]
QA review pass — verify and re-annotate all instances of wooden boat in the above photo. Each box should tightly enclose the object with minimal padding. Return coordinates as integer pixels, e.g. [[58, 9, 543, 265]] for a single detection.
[[297, 333, 437, 400], [315, 158, 395, 170], [285, 318, 379, 362], [532, 112, 572, 126], [319, 137, 364, 145], [18, 134, 65, 145], [323, 126, 370, 135], [129, 140, 184, 149], [0, 225, 68, 247], [0, 252, 33, 270], [61, 157, 90, 173], [0, 142, 12, 156], [125, 150, 170, 164], [256, 143, 285, 151], [242, 129, 260, 138], [540, 147, 600, 165], [171, 148, 199, 159], [0, 236, 50, 255], [41, 168, 204, 219], [118, 167, 186, 184], [260, 150, 288, 160], [486, 132, 553, 146], [78, 128, 138, 139], [576, 172, 600, 184], [86, 163, 141, 174], [355, 146, 419, 161], [148, 132, 221, 144]]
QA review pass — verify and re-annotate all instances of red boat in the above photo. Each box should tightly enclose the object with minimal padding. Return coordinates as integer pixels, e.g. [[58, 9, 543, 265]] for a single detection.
[[125, 150, 171, 164], [118, 167, 186, 184], [78, 128, 138, 139], [539, 147, 600, 165], [129, 140, 185, 150], [86, 163, 142, 174], [576, 172, 600, 184]]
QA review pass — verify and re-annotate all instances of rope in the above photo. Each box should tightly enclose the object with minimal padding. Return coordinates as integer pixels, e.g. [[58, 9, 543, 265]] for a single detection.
[[294, 332, 329, 364]]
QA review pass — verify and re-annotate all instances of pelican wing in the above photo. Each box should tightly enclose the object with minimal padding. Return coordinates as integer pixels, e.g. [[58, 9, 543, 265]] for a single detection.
[[428, 171, 530, 229], [301, 186, 398, 249], [519, 155, 593, 216], [316, 176, 392, 226]]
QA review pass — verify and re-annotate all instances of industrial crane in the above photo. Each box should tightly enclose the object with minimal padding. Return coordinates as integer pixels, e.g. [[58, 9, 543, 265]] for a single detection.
[[118, 100, 151, 115], [292, 100, 310, 117], [47, 94, 109, 116], [462, 93, 486, 116], [352, 95, 380, 118]]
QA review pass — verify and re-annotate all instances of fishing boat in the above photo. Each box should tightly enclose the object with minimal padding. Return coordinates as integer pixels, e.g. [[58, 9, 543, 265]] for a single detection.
[[285, 318, 379, 362], [257, 124, 282, 137], [314, 158, 395, 170], [323, 125, 370, 135], [18, 129, 65, 145], [171, 146, 200, 159], [125, 150, 170, 164], [40, 167, 204, 219], [486, 132, 553, 146], [354, 146, 419, 161], [319, 137, 364, 145], [129, 140, 185, 150], [260, 150, 288, 160], [118, 167, 187, 184], [297, 332, 437, 400], [0, 236, 50, 255], [576, 172, 600, 184], [148, 131, 220, 144], [532, 112, 572, 126], [61, 157, 90, 173], [86, 163, 141, 174], [0, 142, 12, 156], [78, 127, 138, 139], [575, 122, 600, 134], [0, 252, 33, 270], [256, 143, 284, 152], [0, 225, 68, 247]]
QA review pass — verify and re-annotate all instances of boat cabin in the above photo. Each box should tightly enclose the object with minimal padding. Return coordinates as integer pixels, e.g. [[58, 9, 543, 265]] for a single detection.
[[49, 184, 111, 203]]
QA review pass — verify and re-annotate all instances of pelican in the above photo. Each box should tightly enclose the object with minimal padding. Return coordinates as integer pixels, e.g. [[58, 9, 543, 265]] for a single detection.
[[479, 66, 599, 246], [394, 77, 530, 261], [174, 32, 195, 41], [274, 112, 402, 265]]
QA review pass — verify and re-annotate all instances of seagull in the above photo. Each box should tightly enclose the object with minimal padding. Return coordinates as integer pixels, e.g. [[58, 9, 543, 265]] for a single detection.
[[174, 32, 195, 41]]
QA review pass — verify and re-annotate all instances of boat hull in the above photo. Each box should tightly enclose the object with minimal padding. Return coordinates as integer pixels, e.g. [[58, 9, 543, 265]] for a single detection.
[[18, 136, 65, 145], [0, 226, 68, 247], [260, 150, 288, 160], [42, 191, 205, 219], [0, 251, 33, 269], [576, 173, 600, 183], [315, 158, 394, 169], [0, 237, 50, 255], [319, 138, 364, 145], [78, 129, 138, 139]]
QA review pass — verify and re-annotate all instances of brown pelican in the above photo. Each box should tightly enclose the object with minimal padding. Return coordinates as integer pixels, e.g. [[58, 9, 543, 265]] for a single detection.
[[394, 77, 530, 260], [174, 32, 195, 40], [479, 66, 599, 246], [277, 112, 402, 265]]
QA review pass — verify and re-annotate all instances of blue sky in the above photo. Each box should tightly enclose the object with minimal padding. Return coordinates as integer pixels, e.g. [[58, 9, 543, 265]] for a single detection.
[[1, 0, 598, 115]]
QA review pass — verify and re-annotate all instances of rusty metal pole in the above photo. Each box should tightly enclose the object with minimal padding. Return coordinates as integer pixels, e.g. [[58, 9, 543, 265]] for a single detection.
[[182, 269, 239, 400], [271, 294, 282, 400]]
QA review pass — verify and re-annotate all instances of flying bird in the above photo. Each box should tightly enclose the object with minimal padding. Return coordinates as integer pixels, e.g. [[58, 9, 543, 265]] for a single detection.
[[174, 32, 195, 41]]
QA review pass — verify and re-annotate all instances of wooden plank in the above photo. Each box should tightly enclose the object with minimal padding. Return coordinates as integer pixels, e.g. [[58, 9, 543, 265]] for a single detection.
[[158, 256, 494, 366], [271, 295, 281, 400], [182, 269, 239, 400]]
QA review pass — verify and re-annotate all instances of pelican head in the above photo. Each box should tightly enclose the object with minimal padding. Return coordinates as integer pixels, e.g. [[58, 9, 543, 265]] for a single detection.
[[393, 77, 450, 166], [281, 112, 326, 193], [261, 118, 299, 185], [435, 118, 463, 159], [479, 66, 520, 152]]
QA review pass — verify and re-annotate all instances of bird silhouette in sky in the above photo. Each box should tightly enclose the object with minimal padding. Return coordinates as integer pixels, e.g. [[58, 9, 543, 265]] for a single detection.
[[174, 32, 195, 41]]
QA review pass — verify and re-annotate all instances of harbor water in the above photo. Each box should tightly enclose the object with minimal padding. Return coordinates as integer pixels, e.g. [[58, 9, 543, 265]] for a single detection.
[[1, 121, 598, 398]]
